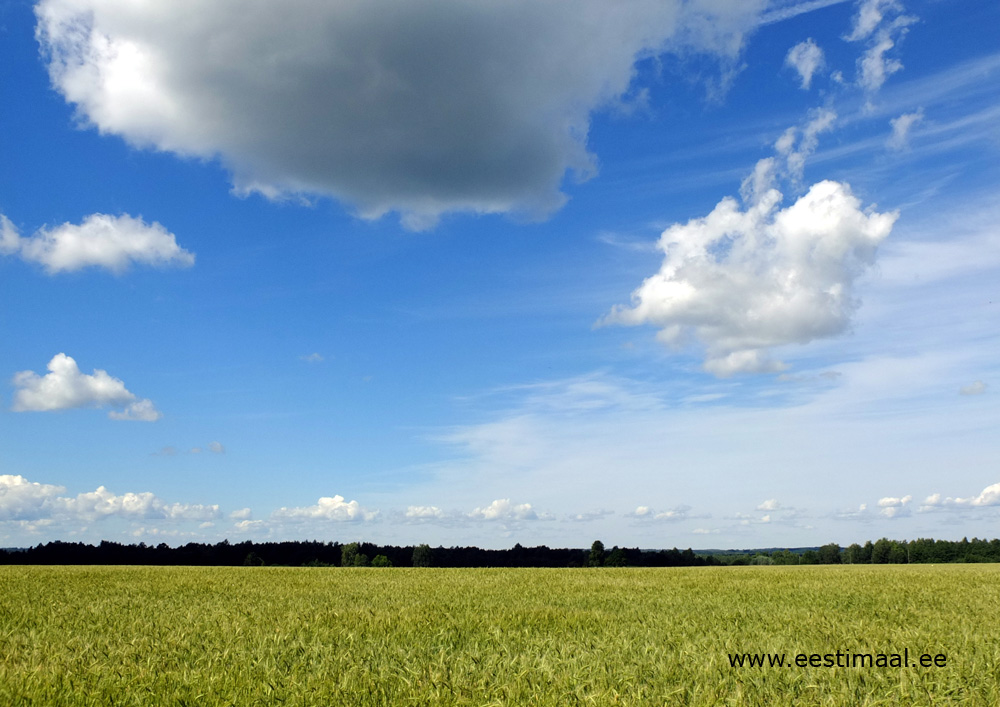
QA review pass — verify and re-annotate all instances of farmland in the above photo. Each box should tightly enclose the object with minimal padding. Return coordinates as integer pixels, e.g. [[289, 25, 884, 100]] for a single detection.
[[1, 565, 998, 705]]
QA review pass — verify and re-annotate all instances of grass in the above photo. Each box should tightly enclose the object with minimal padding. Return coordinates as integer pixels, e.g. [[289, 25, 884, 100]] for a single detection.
[[1, 564, 998, 705]]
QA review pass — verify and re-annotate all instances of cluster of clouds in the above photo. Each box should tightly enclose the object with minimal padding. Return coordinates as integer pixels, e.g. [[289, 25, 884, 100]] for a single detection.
[[11, 353, 161, 421], [1, 213, 192, 274], [0, 474, 219, 524], [602, 0, 934, 376], [33, 0, 768, 228], [845, 0, 917, 98], [835, 483, 1000, 522]]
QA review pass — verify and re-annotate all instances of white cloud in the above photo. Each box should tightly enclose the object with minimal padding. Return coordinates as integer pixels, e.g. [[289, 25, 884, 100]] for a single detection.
[[405, 505, 447, 520], [207, 441, 225, 454], [54, 487, 220, 521], [468, 499, 539, 522], [631, 504, 694, 521], [299, 353, 324, 363], [272, 495, 378, 522], [877, 494, 911, 518], [775, 108, 837, 182], [34, 0, 765, 228], [602, 181, 897, 375], [234, 519, 265, 532], [886, 109, 923, 150], [844, 0, 899, 42], [785, 38, 825, 89], [858, 35, 903, 95], [757, 499, 781, 511], [0, 475, 66, 521], [12, 353, 161, 421], [959, 381, 987, 396], [844, 0, 917, 98], [568, 509, 614, 522], [0, 213, 193, 274], [0, 475, 219, 523], [229, 508, 252, 520], [922, 483, 1000, 510], [108, 399, 162, 422]]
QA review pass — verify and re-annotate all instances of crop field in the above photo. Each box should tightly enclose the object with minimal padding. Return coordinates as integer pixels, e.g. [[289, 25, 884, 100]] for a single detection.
[[1, 565, 998, 706]]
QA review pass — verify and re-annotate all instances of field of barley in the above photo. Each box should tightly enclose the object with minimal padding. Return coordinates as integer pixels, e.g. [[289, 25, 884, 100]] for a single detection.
[[1, 564, 998, 706]]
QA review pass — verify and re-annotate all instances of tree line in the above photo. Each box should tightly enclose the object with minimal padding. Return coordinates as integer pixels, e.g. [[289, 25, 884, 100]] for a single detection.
[[721, 537, 1000, 566], [2, 536, 999, 567]]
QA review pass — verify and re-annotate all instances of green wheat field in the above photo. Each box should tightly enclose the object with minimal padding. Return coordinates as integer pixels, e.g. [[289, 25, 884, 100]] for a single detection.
[[1, 565, 998, 705]]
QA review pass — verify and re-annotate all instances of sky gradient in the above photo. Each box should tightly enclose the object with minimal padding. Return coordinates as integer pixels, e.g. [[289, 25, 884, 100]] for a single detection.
[[2, 0, 998, 549]]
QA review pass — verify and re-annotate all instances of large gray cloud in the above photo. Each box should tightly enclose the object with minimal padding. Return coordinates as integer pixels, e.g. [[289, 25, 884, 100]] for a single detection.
[[35, 0, 764, 228]]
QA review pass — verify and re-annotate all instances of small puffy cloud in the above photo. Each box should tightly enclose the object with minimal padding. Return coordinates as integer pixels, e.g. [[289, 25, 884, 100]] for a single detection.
[[299, 353, 324, 363], [108, 399, 162, 422], [234, 519, 265, 532], [785, 38, 825, 89], [756, 499, 781, 511], [602, 181, 897, 375], [229, 508, 252, 520], [272, 495, 378, 522], [921, 483, 1000, 510], [845, 0, 900, 42], [887, 110, 923, 150], [207, 441, 225, 454], [0, 213, 193, 274], [959, 381, 987, 396], [877, 494, 911, 518], [774, 108, 836, 183], [34, 0, 764, 228], [858, 36, 903, 94], [405, 505, 447, 520], [631, 504, 692, 521], [468, 499, 538, 521], [12, 353, 161, 421]]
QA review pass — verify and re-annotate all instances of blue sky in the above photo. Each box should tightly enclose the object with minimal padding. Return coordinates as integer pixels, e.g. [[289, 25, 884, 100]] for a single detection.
[[2, 0, 998, 549]]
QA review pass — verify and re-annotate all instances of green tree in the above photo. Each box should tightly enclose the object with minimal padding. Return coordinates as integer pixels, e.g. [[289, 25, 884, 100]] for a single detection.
[[371, 554, 392, 567], [412, 543, 433, 567], [842, 543, 863, 564], [800, 550, 819, 565], [588, 540, 605, 567], [871, 538, 892, 564], [818, 543, 842, 564], [605, 546, 627, 567], [341, 542, 360, 567], [771, 549, 798, 565], [243, 551, 264, 566]]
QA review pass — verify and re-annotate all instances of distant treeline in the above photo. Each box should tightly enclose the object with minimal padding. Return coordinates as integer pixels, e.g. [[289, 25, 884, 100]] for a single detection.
[[720, 537, 1000, 566], [0, 539, 709, 568], [2, 536, 999, 567]]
